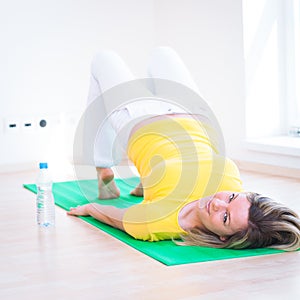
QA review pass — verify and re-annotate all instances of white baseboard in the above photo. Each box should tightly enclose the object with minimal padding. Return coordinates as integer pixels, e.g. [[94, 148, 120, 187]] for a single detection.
[[2, 159, 300, 180], [0, 162, 37, 173], [235, 160, 300, 179]]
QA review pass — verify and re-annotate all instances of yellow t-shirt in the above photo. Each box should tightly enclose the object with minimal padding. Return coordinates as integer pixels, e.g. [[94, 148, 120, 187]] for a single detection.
[[123, 117, 243, 241]]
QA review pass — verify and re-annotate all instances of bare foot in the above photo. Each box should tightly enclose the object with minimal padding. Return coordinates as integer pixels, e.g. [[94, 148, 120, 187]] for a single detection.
[[130, 182, 144, 197], [97, 168, 120, 199]]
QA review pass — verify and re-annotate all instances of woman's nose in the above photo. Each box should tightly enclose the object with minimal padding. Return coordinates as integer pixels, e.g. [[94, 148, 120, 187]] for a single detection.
[[211, 199, 227, 212]]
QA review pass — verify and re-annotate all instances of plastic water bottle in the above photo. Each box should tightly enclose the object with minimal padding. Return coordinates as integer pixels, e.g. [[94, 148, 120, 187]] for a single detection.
[[36, 162, 55, 227]]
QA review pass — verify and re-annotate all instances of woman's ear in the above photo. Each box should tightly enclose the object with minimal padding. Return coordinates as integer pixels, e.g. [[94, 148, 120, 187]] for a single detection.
[[219, 236, 227, 242]]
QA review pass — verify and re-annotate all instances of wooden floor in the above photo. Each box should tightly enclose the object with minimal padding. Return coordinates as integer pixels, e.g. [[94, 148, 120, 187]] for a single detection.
[[0, 169, 299, 299]]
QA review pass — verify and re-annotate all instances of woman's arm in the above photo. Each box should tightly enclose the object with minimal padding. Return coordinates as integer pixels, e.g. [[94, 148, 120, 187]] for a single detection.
[[67, 203, 127, 231]]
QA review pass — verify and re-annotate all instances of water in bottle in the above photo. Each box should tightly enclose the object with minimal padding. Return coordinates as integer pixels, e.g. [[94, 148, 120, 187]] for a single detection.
[[36, 162, 55, 227]]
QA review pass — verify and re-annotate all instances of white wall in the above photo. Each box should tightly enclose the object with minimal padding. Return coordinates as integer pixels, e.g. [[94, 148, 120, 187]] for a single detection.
[[1, 0, 299, 172], [0, 0, 155, 169]]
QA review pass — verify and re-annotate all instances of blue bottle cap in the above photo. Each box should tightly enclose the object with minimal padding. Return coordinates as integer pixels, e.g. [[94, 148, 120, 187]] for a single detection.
[[39, 162, 48, 169]]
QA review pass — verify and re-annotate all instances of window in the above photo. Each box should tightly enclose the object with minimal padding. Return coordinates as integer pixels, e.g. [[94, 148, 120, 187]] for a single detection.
[[291, 0, 300, 127], [243, 0, 300, 139]]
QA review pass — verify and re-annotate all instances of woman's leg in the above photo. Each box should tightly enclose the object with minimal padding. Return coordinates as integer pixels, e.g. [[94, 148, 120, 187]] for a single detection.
[[147, 46, 211, 118], [87, 50, 146, 198], [147, 46, 200, 95], [88, 50, 138, 165], [88, 51, 136, 198]]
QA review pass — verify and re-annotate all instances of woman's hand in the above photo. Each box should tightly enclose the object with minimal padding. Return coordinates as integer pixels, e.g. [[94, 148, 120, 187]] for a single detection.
[[67, 204, 91, 216], [66, 203, 126, 231]]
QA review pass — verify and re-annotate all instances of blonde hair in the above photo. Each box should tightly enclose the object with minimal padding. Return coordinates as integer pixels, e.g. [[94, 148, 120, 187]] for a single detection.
[[178, 193, 300, 251]]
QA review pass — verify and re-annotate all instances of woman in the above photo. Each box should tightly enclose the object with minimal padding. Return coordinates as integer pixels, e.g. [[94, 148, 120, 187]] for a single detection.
[[68, 48, 300, 251]]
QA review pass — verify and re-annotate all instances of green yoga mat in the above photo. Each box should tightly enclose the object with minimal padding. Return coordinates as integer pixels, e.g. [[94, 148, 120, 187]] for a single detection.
[[24, 177, 283, 266]]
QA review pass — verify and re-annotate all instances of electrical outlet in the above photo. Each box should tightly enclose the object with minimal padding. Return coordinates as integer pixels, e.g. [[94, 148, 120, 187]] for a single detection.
[[36, 114, 62, 131], [3, 113, 63, 134], [21, 116, 35, 132], [4, 117, 20, 134]]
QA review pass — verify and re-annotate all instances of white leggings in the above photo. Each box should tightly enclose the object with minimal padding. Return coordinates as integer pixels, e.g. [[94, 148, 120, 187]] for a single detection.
[[87, 47, 201, 167]]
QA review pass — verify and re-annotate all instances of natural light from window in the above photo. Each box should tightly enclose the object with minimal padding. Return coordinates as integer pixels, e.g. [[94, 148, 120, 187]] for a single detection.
[[243, 0, 300, 139]]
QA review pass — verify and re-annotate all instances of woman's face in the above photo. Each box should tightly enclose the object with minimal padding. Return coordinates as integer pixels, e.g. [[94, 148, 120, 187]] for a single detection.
[[198, 192, 251, 240]]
